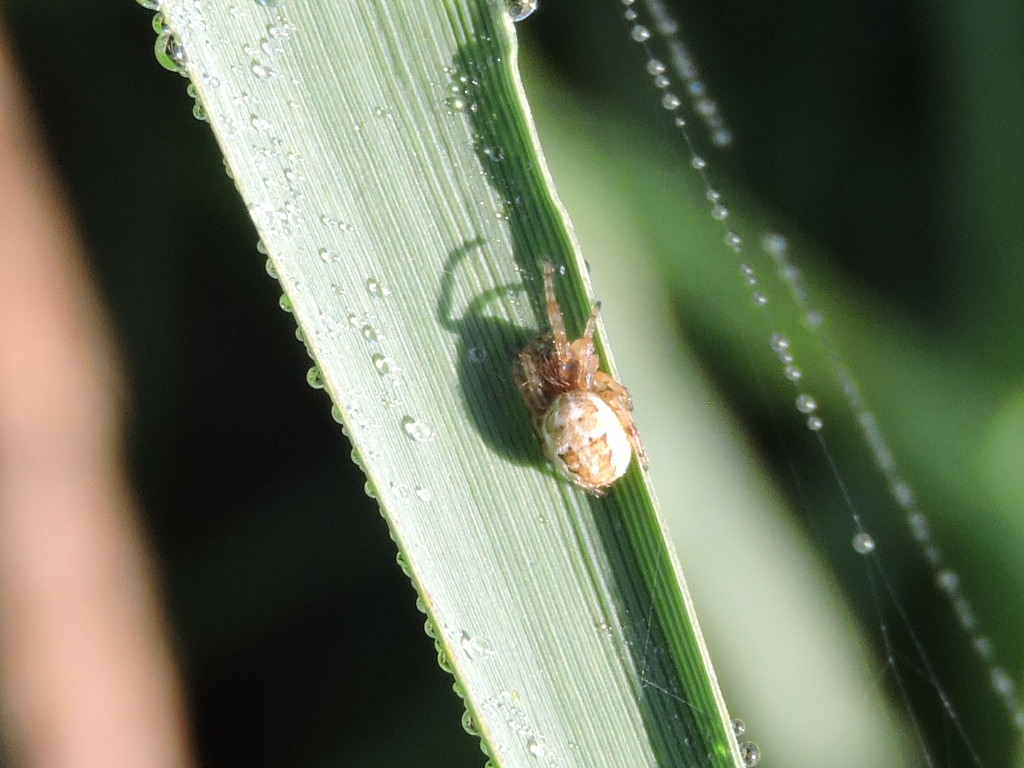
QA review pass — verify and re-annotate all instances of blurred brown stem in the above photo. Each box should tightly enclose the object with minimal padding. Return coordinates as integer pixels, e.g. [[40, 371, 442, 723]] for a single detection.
[[0, 17, 192, 768]]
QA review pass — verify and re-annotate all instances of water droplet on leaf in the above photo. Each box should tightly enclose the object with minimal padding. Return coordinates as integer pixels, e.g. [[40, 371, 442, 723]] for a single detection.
[[401, 416, 436, 442]]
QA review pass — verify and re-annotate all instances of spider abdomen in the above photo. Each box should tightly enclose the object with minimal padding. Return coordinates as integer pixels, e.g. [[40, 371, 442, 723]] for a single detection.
[[541, 390, 633, 493]]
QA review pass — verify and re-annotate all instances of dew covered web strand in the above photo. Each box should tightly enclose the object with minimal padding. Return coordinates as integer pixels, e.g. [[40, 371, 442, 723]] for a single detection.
[[763, 236, 1023, 736], [615, 0, 1020, 763]]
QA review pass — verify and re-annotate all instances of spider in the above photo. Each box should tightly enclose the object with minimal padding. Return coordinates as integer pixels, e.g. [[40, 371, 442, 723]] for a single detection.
[[515, 261, 648, 494]]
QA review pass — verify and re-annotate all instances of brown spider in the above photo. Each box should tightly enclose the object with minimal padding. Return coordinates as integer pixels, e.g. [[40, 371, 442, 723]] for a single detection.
[[515, 261, 648, 494]]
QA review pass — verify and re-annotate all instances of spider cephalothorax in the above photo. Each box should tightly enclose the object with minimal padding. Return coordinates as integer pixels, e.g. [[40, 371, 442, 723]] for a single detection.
[[515, 261, 647, 494]]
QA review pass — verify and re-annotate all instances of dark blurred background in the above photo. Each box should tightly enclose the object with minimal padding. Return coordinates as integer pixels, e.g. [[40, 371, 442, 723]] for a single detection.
[[1, 0, 1022, 765]]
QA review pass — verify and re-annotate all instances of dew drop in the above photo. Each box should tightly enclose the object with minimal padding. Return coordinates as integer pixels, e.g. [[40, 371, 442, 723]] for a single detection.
[[527, 738, 547, 758], [731, 718, 746, 737], [468, 347, 488, 363], [851, 531, 876, 554], [954, 596, 977, 631], [991, 667, 1015, 696], [891, 478, 915, 507], [279, 294, 293, 313], [795, 394, 817, 413], [446, 96, 468, 112], [366, 276, 390, 298], [457, 629, 496, 660], [631, 24, 652, 42], [661, 93, 682, 111], [394, 550, 410, 575], [135, 0, 160, 9], [505, 0, 538, 21], [647, 58, 666, 75], [739, 741, 761, 767], [264, 259, 278, 278], [330, 404, 344, 424], [306, 366, 324, 389], [691, 156, 707, 170], [401, 415, 437, 442], [371, 353, 390, 375], [751, 292, 767, 306], [155, 31, 187, 73], [768, 333, 788, 353], [318, 247, 338, 263], [249, 114, 272, 132], [780, 263, 801, 282], [974, 635, 995, 661], [726, 232, 743, 251], [186, 83, 207, 121], [653, 74, 671, 89], [695, 97, 716, 117], [783, 365, 802, 381], [436, 645, 453, 672], [936, 569, 959, 593], [484, 146, 506, 162], [251, 60, 275, 79], [807, 415, 823, 431], [254, 0, 281, 6], [710, 204, 729, 220], [361, 324, 378, 342], [414, 485, 432, 501], [712, 129, 734, 147], [761, 232, 788, 256], [907, 511, 931, 542], [798, 310, 822, 329]]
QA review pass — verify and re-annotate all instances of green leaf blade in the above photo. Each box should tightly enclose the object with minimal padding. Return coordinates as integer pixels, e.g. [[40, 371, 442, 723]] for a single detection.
[[158, 1, 742, 765]]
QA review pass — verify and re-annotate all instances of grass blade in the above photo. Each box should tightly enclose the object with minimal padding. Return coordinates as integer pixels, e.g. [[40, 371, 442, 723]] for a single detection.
[[156, 1, 744, 764]]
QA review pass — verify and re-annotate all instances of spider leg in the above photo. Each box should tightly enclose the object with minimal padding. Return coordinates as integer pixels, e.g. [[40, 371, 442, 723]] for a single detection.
[[543, 261, 571, 362], [577, 301, 602, 389], [515, 343, 549, 419], [582, 300, 600, 341], [627, 423, 649, 470], [560, 300, 598, 389]]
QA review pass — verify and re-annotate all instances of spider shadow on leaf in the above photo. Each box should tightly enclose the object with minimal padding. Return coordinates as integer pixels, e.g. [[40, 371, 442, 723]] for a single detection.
[[437, 239, 539, 468]]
